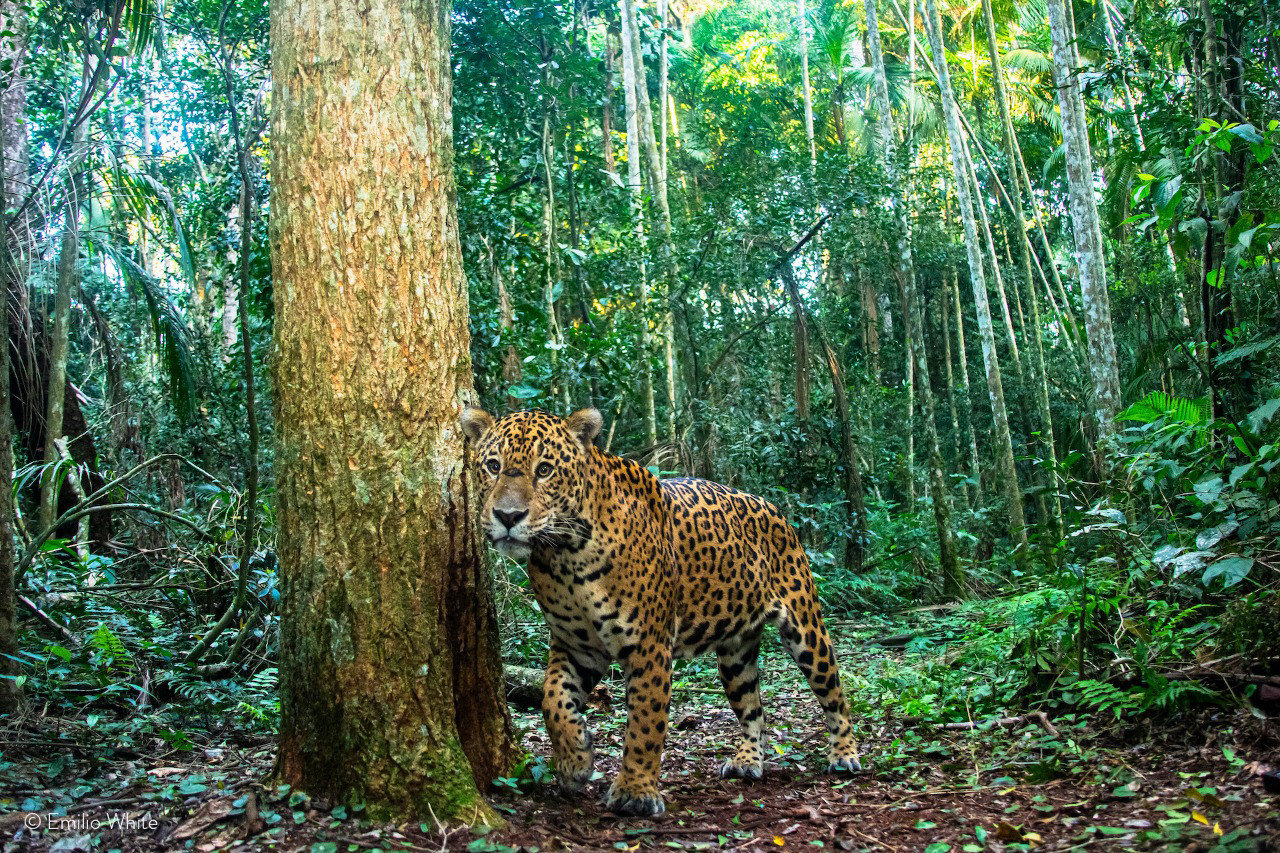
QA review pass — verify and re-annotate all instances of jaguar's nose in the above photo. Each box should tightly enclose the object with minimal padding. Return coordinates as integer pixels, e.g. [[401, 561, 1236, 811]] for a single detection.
[[493, 508, 529, 531]]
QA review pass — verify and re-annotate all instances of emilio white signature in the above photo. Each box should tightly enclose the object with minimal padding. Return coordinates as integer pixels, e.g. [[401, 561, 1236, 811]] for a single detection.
[[23, 811, 159, 832]]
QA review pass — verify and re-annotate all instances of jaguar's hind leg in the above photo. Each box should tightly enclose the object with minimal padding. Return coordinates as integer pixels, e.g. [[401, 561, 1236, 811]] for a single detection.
[[716, 637, 765, 780], [777, 603, 862, 773]]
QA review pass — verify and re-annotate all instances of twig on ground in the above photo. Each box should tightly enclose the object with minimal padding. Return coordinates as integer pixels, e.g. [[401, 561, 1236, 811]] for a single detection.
[[905, 711, 1060, 737]]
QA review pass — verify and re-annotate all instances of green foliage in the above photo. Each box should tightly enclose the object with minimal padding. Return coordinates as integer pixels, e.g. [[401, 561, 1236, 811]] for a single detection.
[[6, 0, 1280, 792], [1117, 392, 1210, 427]]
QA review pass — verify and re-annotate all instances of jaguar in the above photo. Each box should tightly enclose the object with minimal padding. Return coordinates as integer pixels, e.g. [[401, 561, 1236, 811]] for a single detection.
[[459, 407, 862, 817]]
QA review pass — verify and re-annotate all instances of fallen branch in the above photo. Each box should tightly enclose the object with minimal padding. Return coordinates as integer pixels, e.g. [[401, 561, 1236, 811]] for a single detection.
[[18, 594, 77, 646], [908, 711, 1060, 737], [1160, 668, 1280, 689]]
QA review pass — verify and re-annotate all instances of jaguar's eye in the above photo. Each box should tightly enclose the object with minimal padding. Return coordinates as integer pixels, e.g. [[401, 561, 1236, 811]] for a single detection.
[[536, 462, 554, 479], [485, 459, 501, 475]]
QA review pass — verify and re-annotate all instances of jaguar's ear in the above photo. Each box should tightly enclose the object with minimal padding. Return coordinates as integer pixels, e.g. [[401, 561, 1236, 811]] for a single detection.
[[459, 407, 495, 442], [565, 408, 603, 447]]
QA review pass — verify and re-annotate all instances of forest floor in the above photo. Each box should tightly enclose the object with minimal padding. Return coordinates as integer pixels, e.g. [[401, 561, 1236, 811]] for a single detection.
[[2, 612, 1278, 852]]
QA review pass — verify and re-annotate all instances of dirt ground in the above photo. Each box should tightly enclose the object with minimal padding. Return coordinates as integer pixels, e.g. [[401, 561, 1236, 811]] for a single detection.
[[3, 691, 1278, 852], [3, 624, 1279, 852]]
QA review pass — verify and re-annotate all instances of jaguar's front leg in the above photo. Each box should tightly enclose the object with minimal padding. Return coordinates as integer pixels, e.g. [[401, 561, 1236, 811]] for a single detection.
[[542, 645, 603, 792], [602, 636, 671, 817]]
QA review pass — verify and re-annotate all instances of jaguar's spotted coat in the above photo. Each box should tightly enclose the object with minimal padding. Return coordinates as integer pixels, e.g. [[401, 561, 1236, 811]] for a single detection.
[[460, 407, 862, 817]]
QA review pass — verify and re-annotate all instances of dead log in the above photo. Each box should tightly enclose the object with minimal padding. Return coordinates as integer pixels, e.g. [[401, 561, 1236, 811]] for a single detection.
[[504, 664, 546, 710], [503, 665, 615, 711]]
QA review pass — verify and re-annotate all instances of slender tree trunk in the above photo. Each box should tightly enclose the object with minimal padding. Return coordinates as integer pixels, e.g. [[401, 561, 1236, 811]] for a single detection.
[[902, 308, 915, 503], [787, 267, 866, 571], [924, 0, 1027, 555], [655, 0, 678, 442], [963, 142, 1022, 378], [602, 31, 618, 181], [0, 250, 14, 712], [538, 44, 568, 411], [1046, 0, 1121, 439], [792, 281, 810, 421], [0, 0, 23, 713], [798, 0, 816, 179], [622, 0, 669, 226], [949, 268, 983, 508], [617, 0, 657, 444], [620, 0, 677, 440], [861, 271, 881, 381], [657, 0, 669, 181], [980, 0, 1063, 545], [865, 0, 959, 590], [40, 114, 89, 533], [485, 236, 522, 408], [271, 0, 515, 818], [940, 281, 969, 511]]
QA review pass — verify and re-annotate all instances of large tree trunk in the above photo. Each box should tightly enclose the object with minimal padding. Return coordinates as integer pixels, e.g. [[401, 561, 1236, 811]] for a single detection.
[[270, 0, 515, 819], [924, 0, 1028, 557], [1046, 0, 1121, 439]]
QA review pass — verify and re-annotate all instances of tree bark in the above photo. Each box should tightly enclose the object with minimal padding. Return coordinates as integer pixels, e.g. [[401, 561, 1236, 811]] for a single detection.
[[924, 0, 1027, 556], [1046, 0, 1121, 439], [270, 0, 515, 819]]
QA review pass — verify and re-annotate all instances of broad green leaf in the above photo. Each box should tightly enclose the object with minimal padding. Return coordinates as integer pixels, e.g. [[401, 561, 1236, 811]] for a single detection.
[[1248, 397, 1280, 432], [1202, 555, 1253, 587]]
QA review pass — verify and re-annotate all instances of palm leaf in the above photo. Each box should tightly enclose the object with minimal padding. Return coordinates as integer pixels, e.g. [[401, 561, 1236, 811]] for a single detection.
[[1002, 47, 1052, 75], [111, 160, 196, 286], [109, 249, 199, 422], [1117, 391, 1210, 426], [122, 0, 156, 57]]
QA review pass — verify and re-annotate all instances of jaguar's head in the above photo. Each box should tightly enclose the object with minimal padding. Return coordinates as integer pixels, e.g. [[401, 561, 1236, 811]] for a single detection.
[[459, 407, 602, 561]]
